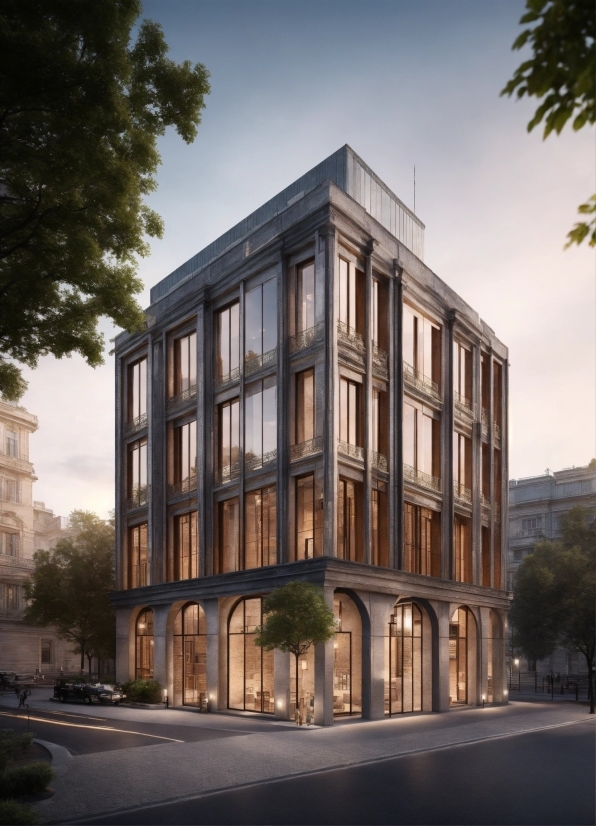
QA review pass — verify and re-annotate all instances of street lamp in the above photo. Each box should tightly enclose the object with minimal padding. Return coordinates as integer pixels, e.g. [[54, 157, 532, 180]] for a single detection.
[[514, 658, 520, 692]]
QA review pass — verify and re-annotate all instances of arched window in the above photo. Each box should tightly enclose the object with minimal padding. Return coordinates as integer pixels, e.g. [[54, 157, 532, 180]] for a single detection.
[[135, 609, 154, 679], [333, 593, 362, 716], [174, 603, 206, 706], [387, 603, 422, 714], [449, 607, 471, 705], [228, 597, 274, 713]]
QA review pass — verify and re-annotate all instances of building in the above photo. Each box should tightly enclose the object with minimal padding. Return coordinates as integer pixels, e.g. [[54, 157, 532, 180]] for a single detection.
[[0, 397, 79, 675], [113, 146, 509, 724], [508, 463, 596, 673]]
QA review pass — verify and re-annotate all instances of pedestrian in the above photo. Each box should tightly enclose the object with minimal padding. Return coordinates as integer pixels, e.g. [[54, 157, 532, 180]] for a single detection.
[[17, 688, 30, 708]]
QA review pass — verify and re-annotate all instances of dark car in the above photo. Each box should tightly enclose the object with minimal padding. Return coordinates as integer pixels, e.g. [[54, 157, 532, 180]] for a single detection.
[[53, 680, 125, 705]]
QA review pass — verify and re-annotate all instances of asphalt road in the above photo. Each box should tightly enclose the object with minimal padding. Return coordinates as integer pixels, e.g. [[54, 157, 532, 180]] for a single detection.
[[87, 720, 595, 826]]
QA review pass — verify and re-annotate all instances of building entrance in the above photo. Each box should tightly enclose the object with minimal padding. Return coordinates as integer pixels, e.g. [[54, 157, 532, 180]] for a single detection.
[[228, 597, 274, 713], [449, 607, 470, 705], [387, 602, 423, 714], [333, 593, 362, 716], [173, 603, 206, 707]]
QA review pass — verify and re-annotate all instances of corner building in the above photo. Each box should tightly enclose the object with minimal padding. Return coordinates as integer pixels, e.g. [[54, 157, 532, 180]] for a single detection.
[[113, 146, 509, 723]]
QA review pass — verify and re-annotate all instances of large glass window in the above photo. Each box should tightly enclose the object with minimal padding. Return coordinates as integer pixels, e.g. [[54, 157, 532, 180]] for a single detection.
[[173, 333, 196, 396], [0, 583, 20, 611], [403, 305, 441, 386], [387, 603, 422, 714], [296, 474, 317, 560], [174, 603, 206, 707], [218, 497, 239, 573], [339, 378, 360, 446], [245, 278, 277, 370], [449, 607, 470, 705], [216, 303, 240, 383], [338, 259, 364, 334], [228, 597, 274, 713], [173, 421, 197, 489], [135, 609, 154, 679], [295, 369, 315, 444], [403, 403, 440, 483], [337, 479, 363, 562], [172, 512, 198, 581], [453, 341, 472, 406], [127, 438, 147, 504], [245, 487, 276, 569], [245, 378, 277, 471], [5, 430, 18, 458], [127, 358, 147, 423], [403, 503, 441, 576], [333, 593, 362, 716], [297, 261, 315, 333], [218, 398, 239, 482], [372, 488, 389, 567], [454, 515, 472, 583], [128, 523, 148, 588], [453, 432, 472, 501], [0, 532, 18, 557]]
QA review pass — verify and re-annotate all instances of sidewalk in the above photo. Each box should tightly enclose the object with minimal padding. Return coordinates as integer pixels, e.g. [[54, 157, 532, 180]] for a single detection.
[[24, 700, 593, 825]]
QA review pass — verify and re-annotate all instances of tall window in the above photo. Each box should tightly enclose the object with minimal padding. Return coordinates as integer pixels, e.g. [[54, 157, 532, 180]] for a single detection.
[[174, 333, 196, 396], [454, 515, 472, 583], [481, 353, 490, 413], [172, 512, 198, 581], [174, 603, 206, 707], [218, 497, 239, 573], [0, 532, 18, 557], [453, 341, 472, 406], [296, 369, 315, 444], [128, 523, 148, 588], [403, 503, 440, 576], [245, 487, 276, 569], [387, 603, 423, 714], [372, 388, 388, 458], [493, 361, 502, 430], [337, 479, 362, 562], [372, 488, 389, 567], [1, 478, 19, 503], [296, 261, 315, 333], [403, 305, 441, 386], [174, 421, 197, 488], [372, 279, 388, 350], [338, 258, 364, 333], [0, 583, 19, 611], [245, 378, 277, 470], [135, 610, 154, 679], [339, 378, 360, 446], [403, 403, 440, 482], [449, 607, 469, 705], [41, 640, 52, 665], [218, 399, 239, 481], [5, 430, 18, 457], [296, 474, 317, 560], [228, 597, 274, 713], [127, 358, 147, 423], [216, 303, 239, 383], [245, 278, 277, 367], [453, 432, 472, 499], [127, 439, 147, 504], [481, 526, 491, 587], [482, 444, 490, 500]]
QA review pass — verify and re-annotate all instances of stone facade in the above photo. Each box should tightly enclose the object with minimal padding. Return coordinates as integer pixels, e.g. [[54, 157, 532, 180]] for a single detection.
[[0, 398, 78, 675], [114, 146, 510, 723]]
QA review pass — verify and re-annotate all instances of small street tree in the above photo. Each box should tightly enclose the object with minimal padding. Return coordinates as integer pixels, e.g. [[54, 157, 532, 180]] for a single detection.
[[255, 582, 336, 717], [510, 505, 596, 713], [24, 511, 115, 672]]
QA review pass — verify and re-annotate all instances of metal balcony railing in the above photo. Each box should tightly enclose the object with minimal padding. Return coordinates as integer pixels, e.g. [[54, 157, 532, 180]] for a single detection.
[[372, 451, 388, 473], [245, 347, 277, 377], [126, 485, 149, 510], [167, 385, 197, 411], [337, 321, 365, 353], [403, 362, 440, 401], [290, 437, 323, 461], [338, 440, 364, 462], [245, 449, 277, 473], [168, 475, 197, 497], [124, 412, 148, 436], [454, 390, 473, 416], [289, 323, 324, 354], [403, 463, 441, 492], [372, 344, 388, 379], [454, 480, 472, 505], [215, 366, 240, 388], [217, 462, 240, 485]]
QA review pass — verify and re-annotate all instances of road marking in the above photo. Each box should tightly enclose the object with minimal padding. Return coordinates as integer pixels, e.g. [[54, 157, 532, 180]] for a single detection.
[[0, 712, 183, 743]]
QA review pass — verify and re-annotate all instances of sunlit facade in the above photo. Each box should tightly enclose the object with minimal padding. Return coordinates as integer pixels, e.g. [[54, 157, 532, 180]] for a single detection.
[[114, 146, 509, 723]]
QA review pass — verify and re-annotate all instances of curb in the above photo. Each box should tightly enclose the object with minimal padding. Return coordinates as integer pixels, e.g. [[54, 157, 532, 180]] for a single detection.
[[33, 740, 72, 776]]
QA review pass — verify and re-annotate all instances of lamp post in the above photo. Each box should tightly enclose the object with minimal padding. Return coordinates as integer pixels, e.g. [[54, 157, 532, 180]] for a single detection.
[[514, 658, 520, 692]]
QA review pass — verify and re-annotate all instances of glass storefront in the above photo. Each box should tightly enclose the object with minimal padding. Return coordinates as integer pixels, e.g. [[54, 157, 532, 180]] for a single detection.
[[333, 593, 362, 715], [449, 607, 470, 705], [173, 603, 206, 707], [228, 597, 274, 713], [386, 603, 423, 714], [135, 609, 154, 679]]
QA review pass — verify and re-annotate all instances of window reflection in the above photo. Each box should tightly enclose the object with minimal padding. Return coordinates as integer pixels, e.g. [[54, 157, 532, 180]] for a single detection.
[[171, 512, 197, 581], [403, 402, 440, 480], [174, 603, 206, 707], [403, 503, 441, 576], [337, 479, 362, 562], [295, 369, 314, 444], [218, 498, 239, 573], [387, 603, 422, 714], [338, 259, 364, 334], [127, 358, 147, 422], [174, 333, 196, 395], [216, 303, 239, 382], [228, 597, 274, 713], [449, 607, 470, 705], [453, 341, 472, 404], [245, 378, 276, 469], [296, 474, 321, 560], [339, 378, 360, 446], [218, 398, 239, 479], [128, 523, 148, 588], [403, 305, 441, 386], [174, 421, 197, 484], [128, 438, 147, 501], [454, 515, 472, 583], [245, 487, 276, 569], [297, 261, 315, 333], [135, 609, 153, 679], [245, 278, 277, 366]]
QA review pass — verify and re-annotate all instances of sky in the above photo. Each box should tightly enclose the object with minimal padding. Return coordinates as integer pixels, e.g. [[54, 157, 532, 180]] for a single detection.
[[20, 0, 595, 519]]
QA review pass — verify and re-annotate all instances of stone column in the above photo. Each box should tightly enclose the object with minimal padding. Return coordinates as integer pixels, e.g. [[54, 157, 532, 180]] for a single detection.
[[363, 592, 395, 719], [479, 606, 490, 704], [203, 598, 220, 711], [151, 603, 169, 692], [115, 607, 134, 684], [432, 600, 452, 711], [314, 585, 334, 726], [274, 648, 291, 720]]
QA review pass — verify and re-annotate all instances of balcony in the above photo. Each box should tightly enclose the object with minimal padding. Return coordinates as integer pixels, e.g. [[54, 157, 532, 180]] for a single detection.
[[337, 321, 365, 354], [289, 322, 324, 354], [167, 385, 197, 412], [245, 449, 277, 473], [372, 344, 388, 380], [403, 362, 440, 402], [493, 421, 501, 444], [124, 412, 148, 437], [215, 366, 240, 388], [454, 390, 473, 419], [168, 475, 197, 498], [245, 347, 276, 377], [403, 463, 441, 493], [481, 408, 489, 438], [372, 451, 388, 473], [126, 485, 149, 510], [454, 480, 472, 505], [217, 462, 240, 485], [338, 440, 364, 462], [291, 437, 323, 462]]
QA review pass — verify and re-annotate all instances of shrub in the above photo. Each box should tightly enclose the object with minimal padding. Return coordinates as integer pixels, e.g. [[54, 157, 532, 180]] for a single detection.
[[0, 733, 32, 773], [0, 799, 39, 825], [121, 679, 163, 704], [0, 763, 54, 798]]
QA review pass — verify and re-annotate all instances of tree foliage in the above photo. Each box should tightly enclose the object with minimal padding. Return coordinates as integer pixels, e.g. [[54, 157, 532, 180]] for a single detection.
[[0, 0, 210, 400], [501, 0, 595, 247], [24, 511, 116, 670], [510, 505, 596, 711]]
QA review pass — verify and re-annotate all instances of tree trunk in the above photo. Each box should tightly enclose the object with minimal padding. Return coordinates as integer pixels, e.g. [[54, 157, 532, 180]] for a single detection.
[[295, 654, 299, 711], [80, 647, 85, 672], [587, 653, 594, 715]]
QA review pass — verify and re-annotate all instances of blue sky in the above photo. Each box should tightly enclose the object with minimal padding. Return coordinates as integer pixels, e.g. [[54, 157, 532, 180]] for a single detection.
[[22, 0, 595, 517]]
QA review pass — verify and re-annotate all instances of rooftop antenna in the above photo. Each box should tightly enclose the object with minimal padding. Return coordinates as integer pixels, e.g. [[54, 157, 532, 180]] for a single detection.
[[413, 164, 416, 214]]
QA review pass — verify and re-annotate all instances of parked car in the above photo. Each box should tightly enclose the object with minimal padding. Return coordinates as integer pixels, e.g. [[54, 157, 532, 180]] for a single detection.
[[0, 671, 37, 691], [53, 679, 125, 704]]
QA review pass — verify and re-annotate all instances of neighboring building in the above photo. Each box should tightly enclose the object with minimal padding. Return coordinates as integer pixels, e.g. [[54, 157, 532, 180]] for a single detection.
[[0, 397, 78, 675], [508, 463, 596, 674], [113, 145, 509, 724]]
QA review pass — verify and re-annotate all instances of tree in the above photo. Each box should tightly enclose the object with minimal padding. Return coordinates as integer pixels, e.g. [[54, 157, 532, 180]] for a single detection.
[[510, 505, 596, 712], [24, 511, 116, 672], [501, 0, 595, 247], [0, 0, 210, 400], [254, 582, 336, 715]]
